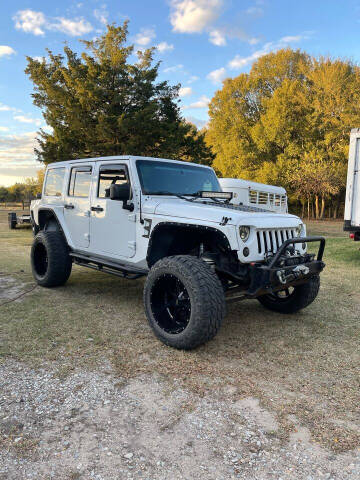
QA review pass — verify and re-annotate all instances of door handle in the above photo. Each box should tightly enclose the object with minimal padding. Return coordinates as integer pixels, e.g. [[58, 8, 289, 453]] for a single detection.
[[91, 206, 104, 212], [64, 204, 74, 209]]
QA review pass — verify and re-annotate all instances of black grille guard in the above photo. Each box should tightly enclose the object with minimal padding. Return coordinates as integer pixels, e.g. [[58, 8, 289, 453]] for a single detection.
[[226, 236, 326, 303], [265, 236, 325, 268]]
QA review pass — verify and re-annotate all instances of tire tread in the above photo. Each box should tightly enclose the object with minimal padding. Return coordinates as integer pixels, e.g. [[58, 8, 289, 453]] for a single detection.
[[144, 255, 225, 349], [31, 231, 72, 287], [258, 275, 320, 314]]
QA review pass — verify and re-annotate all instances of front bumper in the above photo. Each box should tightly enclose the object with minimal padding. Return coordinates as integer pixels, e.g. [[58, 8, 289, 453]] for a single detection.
[[227, 236, 325, 302]]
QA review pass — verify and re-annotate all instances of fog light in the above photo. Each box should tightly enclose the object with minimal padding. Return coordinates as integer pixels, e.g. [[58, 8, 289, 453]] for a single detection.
[[243, 247, 250, 257], [239, 226, 250, 242]]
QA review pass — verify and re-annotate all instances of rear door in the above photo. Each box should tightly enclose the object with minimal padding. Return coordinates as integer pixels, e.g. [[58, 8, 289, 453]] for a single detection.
[[90, 162, 136, 258], [352, 138, 360, 226], [63, 165, 92, 248]]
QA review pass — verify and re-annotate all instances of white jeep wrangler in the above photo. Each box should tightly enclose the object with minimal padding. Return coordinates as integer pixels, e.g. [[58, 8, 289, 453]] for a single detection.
[[30, 156, 325, 349]]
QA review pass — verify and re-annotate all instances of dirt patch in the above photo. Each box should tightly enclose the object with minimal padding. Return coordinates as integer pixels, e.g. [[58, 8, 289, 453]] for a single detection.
[[234, 397, 279, 433], [0, 275, 36, 306], [0, 360, 359, 480], [0, 276, 26, 300]]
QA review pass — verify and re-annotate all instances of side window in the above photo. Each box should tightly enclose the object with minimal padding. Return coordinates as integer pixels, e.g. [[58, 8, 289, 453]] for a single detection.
[[44, 168, 65, 196], [98, 165, 129, 198], [68, 167, 92, 197]]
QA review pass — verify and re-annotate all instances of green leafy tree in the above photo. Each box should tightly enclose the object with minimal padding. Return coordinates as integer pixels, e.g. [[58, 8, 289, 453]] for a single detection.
[[25, 22, 213, 165]]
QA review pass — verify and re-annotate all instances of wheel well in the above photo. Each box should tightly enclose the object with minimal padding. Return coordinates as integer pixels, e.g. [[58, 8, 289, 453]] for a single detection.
[[146, 223, 233, 268], [38, 210, 61, 232]]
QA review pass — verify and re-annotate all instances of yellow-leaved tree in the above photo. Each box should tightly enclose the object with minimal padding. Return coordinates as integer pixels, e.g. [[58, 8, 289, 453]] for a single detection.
[[206, 49, 360, 218]]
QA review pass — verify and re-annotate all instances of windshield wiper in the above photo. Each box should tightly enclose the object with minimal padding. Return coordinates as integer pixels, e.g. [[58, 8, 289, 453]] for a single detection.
[[148, 191, 227, 204], [148, 191, 194, 201]]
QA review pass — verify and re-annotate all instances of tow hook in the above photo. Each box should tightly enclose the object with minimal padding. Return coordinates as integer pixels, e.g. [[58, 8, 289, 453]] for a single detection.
[[276, 264, 310, 285]]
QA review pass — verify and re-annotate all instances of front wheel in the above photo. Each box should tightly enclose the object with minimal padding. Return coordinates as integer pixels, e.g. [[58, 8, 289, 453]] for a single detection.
[[144, 255, 226, 349], [257, 275, 320, 314], [31, 231, 72, 287]]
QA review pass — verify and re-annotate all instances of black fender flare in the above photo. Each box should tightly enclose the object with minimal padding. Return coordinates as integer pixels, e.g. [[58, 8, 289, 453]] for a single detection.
[[37, 208, 63, 233], [146, 221, 233, 267]]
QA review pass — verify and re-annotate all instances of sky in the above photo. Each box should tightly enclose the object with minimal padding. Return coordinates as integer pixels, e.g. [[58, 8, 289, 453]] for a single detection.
[[1, 0, 360, 186]]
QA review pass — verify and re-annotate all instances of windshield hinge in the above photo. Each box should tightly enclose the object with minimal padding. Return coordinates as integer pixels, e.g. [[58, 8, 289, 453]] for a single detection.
[[220, 216, 232, 226]]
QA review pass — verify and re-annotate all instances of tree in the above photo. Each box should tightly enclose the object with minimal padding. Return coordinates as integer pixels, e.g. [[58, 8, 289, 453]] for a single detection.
[[206, 49, 360, 217], [25, 22, 213, 165], [8, 183, 27, 208], [0, 186, 9, 203], [36, 169, 45, 192]]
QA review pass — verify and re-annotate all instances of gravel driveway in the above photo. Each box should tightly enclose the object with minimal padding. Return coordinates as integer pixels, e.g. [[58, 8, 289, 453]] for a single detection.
[[0, 360, 359, 480]]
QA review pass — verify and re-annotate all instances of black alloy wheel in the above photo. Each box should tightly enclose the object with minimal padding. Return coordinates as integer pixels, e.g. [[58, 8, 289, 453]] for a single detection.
[[150, 274, 191, 334], [33, 241, 49, 277], [257, 275, 320, 313]]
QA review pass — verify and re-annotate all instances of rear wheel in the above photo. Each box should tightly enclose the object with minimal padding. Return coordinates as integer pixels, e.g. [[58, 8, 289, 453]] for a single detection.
[[8, 214, 16, 230], [144, 255, 225, 349], [31, 231, 72, 287], [257, 275, 320, 314]]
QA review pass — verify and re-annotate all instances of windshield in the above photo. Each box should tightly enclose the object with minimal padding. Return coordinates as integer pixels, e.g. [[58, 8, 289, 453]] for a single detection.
[[136, 160, 221, 195]]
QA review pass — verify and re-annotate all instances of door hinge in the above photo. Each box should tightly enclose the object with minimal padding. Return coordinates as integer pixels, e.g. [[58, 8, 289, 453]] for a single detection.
[[128, 213, 136, 222], [128, 241, 136, 250]]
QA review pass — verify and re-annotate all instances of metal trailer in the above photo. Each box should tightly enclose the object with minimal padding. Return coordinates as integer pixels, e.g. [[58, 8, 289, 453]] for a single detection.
[[8, 212, 32, 230], [219, 178, 288, 214], [344, 129, 360, 241]]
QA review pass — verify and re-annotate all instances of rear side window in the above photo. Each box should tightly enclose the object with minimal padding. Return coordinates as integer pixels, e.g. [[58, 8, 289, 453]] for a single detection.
[[68, 167, 92, 197], [98, 165, 128, 198], [44, 168, 65, 196]]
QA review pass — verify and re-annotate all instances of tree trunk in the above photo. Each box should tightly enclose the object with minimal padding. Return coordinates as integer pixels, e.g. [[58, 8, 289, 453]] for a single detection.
[[320, 197, 325, 219], [315, 195, 319, 219], [333, 195, 340, 219], [301, 200, 305, 218], [307, 198, 310, 220], [311, 201, 315, 219]]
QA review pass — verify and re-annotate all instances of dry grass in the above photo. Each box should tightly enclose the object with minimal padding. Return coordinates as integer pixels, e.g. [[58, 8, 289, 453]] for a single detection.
[[0, 211, 359, 452]]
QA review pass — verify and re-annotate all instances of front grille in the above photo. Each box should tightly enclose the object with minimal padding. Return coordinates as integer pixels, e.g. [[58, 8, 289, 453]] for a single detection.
[[249, 191, 287, 207], [256, 228, 296, 254]]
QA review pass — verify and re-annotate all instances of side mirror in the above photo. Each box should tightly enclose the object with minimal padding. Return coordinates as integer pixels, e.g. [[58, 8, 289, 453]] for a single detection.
[[110, 183, 130, 201], [109, 183, 134, 212]]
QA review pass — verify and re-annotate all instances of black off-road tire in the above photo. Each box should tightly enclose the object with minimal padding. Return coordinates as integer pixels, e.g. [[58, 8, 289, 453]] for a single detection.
[[257, 275, 320, 314], [144, 255, 226, 350], [31, 231, 72, 287], [8, 214, 16, 230]]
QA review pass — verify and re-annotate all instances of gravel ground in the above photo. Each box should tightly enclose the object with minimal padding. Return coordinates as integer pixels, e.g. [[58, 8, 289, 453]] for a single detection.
[[0, 360, 359, 480]]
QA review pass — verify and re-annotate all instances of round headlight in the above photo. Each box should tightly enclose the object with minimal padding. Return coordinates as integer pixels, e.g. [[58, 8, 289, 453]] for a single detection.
[[239, 226, 250, 242], [295, 224, 302, 237]]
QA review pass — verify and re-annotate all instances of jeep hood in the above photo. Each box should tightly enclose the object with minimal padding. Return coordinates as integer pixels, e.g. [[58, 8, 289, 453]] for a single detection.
[[144, 197, 301, 228]]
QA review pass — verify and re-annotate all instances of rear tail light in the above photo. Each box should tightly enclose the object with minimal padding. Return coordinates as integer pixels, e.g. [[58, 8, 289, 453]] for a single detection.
[[350, 233, 355, 240]]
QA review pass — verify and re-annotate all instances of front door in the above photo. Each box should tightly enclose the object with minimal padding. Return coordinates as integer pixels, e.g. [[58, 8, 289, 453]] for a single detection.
[[63, 165, 92, 248], [90, 162, 136, 258]]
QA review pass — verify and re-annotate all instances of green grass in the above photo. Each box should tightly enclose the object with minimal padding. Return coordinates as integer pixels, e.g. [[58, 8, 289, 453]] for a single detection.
[[0, 211, 359, 452]]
